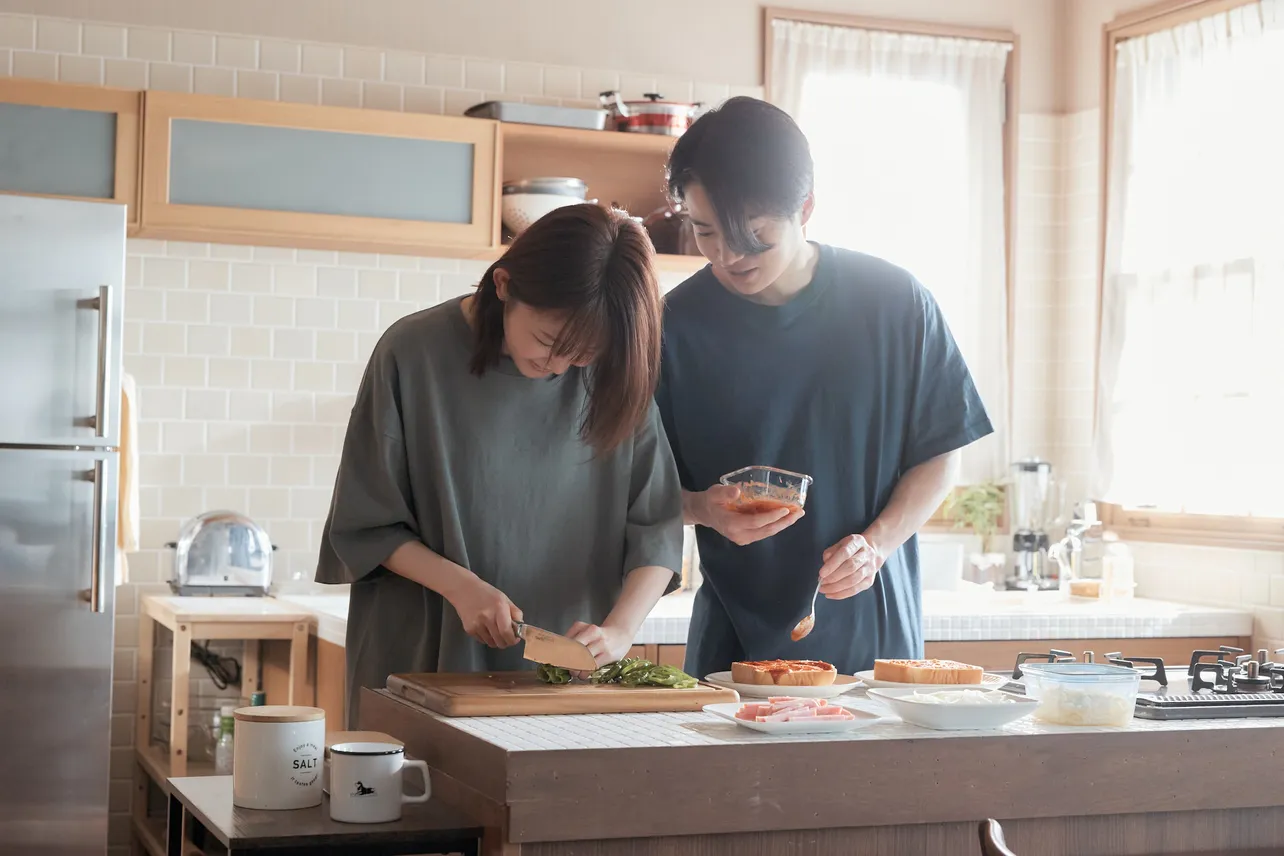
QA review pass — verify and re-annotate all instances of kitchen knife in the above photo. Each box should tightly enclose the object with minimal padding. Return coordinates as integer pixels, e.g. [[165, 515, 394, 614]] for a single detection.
[[513, 622, 598, 672]]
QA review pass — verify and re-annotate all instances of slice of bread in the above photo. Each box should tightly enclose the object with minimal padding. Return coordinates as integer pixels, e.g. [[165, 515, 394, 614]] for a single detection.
[[872, 658, 984, 685], [731, 660, 838, 687]]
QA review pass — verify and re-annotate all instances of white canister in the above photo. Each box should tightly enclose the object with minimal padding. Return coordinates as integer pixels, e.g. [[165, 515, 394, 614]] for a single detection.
[[329, 742, 430, 824], [232, 705, 325, 810]]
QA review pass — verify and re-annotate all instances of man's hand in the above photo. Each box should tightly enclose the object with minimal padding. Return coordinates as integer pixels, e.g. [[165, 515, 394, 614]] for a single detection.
[[817, 533, 885, 599], [687, 484, 804, 546]]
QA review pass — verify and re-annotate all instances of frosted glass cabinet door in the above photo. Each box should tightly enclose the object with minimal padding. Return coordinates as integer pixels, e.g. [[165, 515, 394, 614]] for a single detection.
[[140, 92, 499, 254], [0, 80, 142, 226]]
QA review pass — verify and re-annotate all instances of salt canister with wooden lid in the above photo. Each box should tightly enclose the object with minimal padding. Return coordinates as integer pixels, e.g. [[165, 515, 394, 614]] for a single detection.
[[232, 705, 325, 809]]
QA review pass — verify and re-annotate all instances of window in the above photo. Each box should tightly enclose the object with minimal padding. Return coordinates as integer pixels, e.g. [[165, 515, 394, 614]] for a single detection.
[[766, 13, 1014, 486], [1096, 0, 1284, 547]]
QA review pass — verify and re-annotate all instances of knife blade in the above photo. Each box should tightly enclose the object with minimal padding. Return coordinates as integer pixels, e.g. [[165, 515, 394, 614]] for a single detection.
[[513, 622, 598, 672]]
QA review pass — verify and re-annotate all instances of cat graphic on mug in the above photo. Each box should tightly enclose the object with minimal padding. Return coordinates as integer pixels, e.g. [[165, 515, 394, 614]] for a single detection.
[[352, 781, 376, 797]]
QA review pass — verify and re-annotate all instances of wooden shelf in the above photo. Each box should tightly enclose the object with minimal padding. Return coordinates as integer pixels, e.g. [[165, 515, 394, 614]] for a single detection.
[[136, 595, 313, 784], [138, 742, 216, 795], [131, 812, 166, 856], [500, 122, 677, 224], [499, 121, 677, 156], [133, 810, 207, 856]]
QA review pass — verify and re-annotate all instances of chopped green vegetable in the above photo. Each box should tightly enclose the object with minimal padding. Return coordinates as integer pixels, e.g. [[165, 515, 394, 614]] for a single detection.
[[537, 663, 572, 684], [539, 657, 700, 689], [636, 664, 700, 689], [589, 660, 626, 684], [594, 658, 700, 689]]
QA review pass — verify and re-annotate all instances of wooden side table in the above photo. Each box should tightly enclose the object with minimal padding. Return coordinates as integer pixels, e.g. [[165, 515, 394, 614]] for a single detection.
[[166, 776, 482, 856], [132, 595, 316, 856]]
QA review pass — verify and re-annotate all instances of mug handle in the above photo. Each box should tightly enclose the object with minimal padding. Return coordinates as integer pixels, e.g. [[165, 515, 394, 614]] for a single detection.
[[401, 759, 431, 805]]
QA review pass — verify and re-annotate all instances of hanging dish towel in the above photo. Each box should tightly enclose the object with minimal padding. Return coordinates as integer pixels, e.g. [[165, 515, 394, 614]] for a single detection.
[[116, 372, 140, 586]]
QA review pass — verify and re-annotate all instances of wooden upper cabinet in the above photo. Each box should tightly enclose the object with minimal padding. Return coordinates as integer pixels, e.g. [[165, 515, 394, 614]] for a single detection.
[[139, 92, 499, 256], [0, 79, 142, 228]]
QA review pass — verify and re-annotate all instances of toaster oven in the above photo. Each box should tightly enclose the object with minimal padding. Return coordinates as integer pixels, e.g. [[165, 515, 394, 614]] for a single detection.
[[166, 510, 275, 596]]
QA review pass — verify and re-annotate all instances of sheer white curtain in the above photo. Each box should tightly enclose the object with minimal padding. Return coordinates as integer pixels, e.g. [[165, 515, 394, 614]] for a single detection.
[[1094, 0, 1284, 515], [770, 19, 1012, 485]]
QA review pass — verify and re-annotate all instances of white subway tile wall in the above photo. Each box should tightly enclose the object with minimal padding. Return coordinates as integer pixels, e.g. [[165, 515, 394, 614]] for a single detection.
[[1009, 113, 1062, 463]]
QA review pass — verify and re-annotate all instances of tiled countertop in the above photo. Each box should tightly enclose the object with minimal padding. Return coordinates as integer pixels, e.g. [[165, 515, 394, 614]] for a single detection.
[[423, 690, 1279, 753], [274, 588, 1252, 648]]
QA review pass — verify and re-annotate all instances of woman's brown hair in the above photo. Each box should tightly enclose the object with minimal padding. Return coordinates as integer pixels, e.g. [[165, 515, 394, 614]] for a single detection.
[[469, 203, 662, 452]]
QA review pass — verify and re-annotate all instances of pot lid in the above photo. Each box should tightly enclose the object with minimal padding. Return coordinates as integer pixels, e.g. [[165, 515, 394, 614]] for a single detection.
[[233, 704, 325, 723], [600, 90, 702, 108]]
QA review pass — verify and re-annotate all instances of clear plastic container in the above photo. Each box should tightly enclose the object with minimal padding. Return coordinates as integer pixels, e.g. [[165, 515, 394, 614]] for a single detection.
[[719, 466, 813, 514], [1101, 533, 1135, 601], [214, 705, 235, 775], [1021, 663, 1140, 727]]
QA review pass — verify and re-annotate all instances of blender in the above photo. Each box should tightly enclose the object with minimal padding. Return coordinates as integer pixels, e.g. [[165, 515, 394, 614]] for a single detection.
[[1005, 458, 1064, 591]]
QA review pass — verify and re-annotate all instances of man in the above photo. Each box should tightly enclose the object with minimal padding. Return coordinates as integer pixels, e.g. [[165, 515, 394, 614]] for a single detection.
[[656, 97, 994, 678]]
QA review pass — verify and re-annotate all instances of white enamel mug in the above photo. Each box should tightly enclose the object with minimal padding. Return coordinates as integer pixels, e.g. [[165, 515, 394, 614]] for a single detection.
[[328, 742, 430, 824]]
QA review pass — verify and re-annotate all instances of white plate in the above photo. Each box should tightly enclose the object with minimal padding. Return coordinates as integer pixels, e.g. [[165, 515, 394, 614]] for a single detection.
[[855, 670, 1008, 691], [866, 687, 1037, 731], [703, 701, 884, 734], [703, 671, 864, 699]]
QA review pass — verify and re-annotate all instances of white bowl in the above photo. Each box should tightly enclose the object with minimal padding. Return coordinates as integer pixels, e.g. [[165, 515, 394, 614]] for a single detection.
[[866, 687, 1037, 731], [501, 192, 584, 235]]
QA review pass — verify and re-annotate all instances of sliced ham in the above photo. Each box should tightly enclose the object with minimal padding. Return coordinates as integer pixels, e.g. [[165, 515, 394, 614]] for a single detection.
[[768, 696, 825, 707], [735, 696, 855, 723]]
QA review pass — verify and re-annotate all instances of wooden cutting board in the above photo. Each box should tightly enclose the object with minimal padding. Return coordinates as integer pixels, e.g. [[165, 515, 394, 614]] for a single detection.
[[386, 671, 739, 717]]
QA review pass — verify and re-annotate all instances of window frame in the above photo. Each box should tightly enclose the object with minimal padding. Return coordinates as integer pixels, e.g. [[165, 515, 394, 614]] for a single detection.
[[761, 8, 1019, 537], [1095, 0, 1284, 550]]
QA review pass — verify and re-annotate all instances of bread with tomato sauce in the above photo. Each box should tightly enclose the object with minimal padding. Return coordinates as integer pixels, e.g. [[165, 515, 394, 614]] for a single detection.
[[730, 659, 838, 687], [872, 658, 984, 684]]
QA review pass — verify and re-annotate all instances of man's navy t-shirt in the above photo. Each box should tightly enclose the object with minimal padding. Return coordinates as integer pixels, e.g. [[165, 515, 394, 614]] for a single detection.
[[657, 244, 994, 678]]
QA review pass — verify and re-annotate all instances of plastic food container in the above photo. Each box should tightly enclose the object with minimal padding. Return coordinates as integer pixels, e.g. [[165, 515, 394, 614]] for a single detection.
[[719, 466, 813, 514], [1020, 663, 1140, 727]]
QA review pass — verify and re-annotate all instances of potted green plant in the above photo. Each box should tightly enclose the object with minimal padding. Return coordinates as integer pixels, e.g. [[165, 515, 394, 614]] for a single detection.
[[942, 481, 1006, 554]]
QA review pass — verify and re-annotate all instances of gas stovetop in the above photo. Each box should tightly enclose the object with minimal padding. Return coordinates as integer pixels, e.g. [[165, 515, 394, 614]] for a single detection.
[[999, 646, 1284, 720]]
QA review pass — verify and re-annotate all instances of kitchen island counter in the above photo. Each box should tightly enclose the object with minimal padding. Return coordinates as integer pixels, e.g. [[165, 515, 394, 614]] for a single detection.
[[362, 687, 1284, 856]]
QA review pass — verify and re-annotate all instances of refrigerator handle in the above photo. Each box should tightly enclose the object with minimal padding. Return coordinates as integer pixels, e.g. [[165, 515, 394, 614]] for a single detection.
[[85, 460, 108, 613], [77, 285, 111, 439]]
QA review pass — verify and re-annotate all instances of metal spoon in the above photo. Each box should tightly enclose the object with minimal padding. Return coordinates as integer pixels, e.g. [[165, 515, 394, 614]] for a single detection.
[[791, 581, 820, 641]]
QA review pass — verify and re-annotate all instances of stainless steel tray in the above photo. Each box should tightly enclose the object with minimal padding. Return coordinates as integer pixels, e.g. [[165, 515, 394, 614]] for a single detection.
[[465, 100, 608, 131]]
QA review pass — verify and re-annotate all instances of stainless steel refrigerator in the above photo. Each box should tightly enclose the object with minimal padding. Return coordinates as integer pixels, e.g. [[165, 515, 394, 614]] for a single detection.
[[0, 194, 125, 855]]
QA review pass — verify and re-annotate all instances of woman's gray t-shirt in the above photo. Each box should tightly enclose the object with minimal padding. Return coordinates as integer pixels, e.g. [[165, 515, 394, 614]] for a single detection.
[[316, 297, 684, 726]]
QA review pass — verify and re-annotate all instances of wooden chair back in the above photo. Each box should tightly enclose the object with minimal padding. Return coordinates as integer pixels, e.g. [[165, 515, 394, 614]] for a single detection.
[[979, 819, 1018, 856]]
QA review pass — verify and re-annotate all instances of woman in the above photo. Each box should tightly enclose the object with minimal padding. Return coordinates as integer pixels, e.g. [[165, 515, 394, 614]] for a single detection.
[[317, 204, 683, 727]]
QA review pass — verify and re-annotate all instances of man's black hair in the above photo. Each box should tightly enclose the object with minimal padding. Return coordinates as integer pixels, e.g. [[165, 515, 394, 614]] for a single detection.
[[666, 96, 814, 256]]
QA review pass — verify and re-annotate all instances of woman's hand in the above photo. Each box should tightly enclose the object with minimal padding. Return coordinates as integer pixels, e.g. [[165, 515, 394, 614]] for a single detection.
[[446, 575, 523, 648], [687, 485, 804, 546], [566, 621, 635, 668]]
